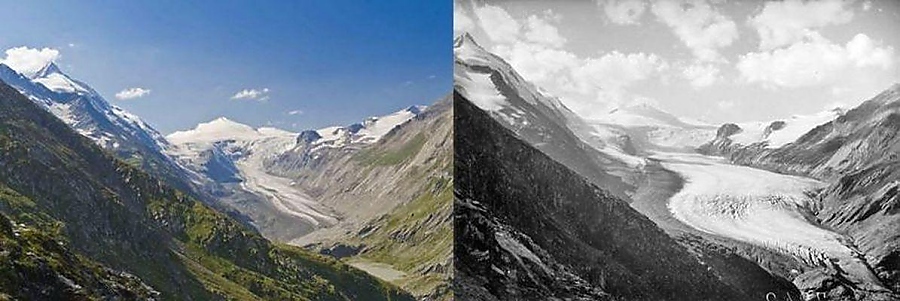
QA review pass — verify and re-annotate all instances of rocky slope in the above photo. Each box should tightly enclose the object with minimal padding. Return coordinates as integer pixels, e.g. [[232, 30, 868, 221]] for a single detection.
[[454, 33, 636, 199], [166, 117, 339, 242], [699, 84, 900, 299], [453, 93, 758, 300], [268, 97, 453, 300], [453, 33, 822, 300], [0, 79, 412, 300], [166, 98, 453, 300], [0, 189, 158, 300], [0, 63, 196, 196]]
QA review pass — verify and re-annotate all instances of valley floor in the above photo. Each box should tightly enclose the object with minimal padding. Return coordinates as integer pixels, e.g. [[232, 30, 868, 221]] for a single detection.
[[639, 151, 886, 292], [347, 259, 408, 283]]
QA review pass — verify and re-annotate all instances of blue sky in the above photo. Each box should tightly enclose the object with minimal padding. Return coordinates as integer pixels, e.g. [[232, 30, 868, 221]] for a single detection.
[[456, 0, 900, 124], [0, 1, 451, 133]]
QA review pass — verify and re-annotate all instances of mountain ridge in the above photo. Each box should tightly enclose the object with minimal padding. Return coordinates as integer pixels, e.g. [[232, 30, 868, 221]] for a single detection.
[[0, 75, 413, 300], [698, 83, 900, 298]]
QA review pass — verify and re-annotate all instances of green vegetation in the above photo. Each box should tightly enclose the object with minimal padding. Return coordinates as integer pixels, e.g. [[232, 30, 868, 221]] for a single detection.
[[0, 188, 158, 300], [356, 133, 427, 166], [353, 169, 453, 299], [0, 81, 413, 300]]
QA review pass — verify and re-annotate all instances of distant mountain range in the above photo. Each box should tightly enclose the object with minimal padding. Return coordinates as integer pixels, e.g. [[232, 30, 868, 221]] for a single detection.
[[0, 78, 412, 300], [0, 60, 451, 299], [700, 84, 900, 298], [453, 33, 899, 301]]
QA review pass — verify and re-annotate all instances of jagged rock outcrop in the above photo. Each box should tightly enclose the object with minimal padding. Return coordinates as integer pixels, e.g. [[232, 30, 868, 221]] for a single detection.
[[698, 123, 743, 156]]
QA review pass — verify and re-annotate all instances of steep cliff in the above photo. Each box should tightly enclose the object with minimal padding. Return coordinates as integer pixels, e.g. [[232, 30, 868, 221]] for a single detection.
[[454, 93, 753, 300]]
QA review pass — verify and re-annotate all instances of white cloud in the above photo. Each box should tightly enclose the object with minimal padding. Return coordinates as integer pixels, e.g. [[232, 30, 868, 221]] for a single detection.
[[473, 4, 669, 116], [524, 13, 567, 48], [287, 110, 303, 116], [493, 42, 580, 84], [737, 34, 896, 89], [749, 0, 854, 50], [115, 87, 151, 100], [717, 99, 735, 109], [573, 51, 667, 92], [454, 5, 475, 35], [474, 4, 521, 43], [0, 46, 60, 77], [601, 0, 647, 25], [651, 0, 738, 62], [493, 41, 667, 114], [682, 63, 720, 88], [231, 88, 270, 101]]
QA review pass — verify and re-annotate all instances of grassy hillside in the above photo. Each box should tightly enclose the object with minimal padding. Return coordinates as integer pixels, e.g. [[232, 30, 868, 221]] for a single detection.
[[269, 97, 453, 300], [0, 80, 412, 300]]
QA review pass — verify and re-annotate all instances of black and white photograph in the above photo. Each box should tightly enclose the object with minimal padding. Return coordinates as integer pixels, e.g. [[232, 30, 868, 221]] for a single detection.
[[454, 1, 900, 300]]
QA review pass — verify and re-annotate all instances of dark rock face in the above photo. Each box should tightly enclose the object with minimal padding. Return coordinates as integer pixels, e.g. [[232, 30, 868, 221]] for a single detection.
[[405, 105, 423, 115], [0, 211, 159, 300], [697, 84, 900, 298], [698, 123, 743, 156], [717, 123, 742, 138], [297, 129, 323, 144], [453, 93, 749, 300], [764, 121, 787, 138], [347, 122, 365, 133], [200, 145, 243, 183]]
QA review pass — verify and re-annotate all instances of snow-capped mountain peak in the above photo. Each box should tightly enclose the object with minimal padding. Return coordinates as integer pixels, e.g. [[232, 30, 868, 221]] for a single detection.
[[602, 103, 708, 129], [453, 32, 479, 50], [31, 61, 63, 79], [304, 106, 426, 149], [25, 62, 93, 95], [0, 58, 192, 190], [167, 117, 295, 146], [725, 109, 844, 148], [0, 60, 166, 150]]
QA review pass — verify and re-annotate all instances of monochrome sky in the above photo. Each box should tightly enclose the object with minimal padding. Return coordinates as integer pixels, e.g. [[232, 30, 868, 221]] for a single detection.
[[455, 0, 900, 123], [0, 1, 451, 133]]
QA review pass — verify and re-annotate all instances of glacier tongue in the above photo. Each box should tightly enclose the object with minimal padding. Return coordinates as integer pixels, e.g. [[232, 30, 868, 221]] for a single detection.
[[654, 151, 885, 289], [166, 105, 426, 238]]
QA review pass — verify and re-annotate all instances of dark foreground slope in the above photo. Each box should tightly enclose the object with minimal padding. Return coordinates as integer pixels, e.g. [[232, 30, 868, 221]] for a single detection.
[[0, 191, 158, 300], [453, 93, 751, 300], [0, 80, 412, 300]]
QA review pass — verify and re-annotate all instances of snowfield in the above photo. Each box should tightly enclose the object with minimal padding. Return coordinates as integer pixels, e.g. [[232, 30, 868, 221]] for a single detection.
[[730, 109, 843, 148], [166, 107, 423, 235], [168, 117, 339, 228], [653, 151, 883, 287]]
